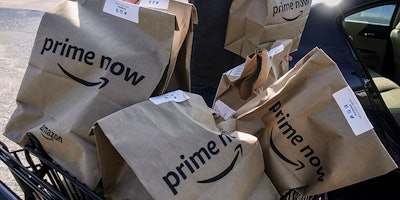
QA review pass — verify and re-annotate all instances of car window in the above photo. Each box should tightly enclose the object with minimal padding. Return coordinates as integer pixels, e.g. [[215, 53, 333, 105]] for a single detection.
[[345, 4, 396, 26], [312, 0, 342, 6], [342, 3, 400, 128]]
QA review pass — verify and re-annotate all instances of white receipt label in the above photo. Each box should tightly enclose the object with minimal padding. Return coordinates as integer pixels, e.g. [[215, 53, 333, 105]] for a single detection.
[[139, 0, 169, 9], [214, 100, 236, 120], [333, 86, 373, 136], [150, 90, 190, 105], [226, 63, 245, 77], [268, 44, 284, 57], [103, 0, 140, 23]]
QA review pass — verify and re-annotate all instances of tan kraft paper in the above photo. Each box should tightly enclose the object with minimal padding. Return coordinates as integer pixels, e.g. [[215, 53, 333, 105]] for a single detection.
[[218, 47, 398, 195], [225, 0, 311, 58], [92, 91, 280, 199], [4, 0, 196, 188], [214, 39, 292, 114]]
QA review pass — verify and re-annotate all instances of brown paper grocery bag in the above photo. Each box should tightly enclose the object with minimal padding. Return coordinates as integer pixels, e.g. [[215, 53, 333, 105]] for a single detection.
[[225, 0, 311, 58], [249, 173, 280, 200], [151, 0, 197, 94], [222, 47, 398, 195], [4, 0, 195, 188], [93, 90, 277, 200], [214, 39, 292, 118]]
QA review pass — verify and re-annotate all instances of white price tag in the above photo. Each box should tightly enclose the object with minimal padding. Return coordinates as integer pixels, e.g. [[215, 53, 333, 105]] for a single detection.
[[333, 86, 373, 136]]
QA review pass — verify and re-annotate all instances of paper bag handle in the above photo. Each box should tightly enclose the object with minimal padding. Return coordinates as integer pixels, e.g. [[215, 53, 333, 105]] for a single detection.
[[234, 50, 271, 99]]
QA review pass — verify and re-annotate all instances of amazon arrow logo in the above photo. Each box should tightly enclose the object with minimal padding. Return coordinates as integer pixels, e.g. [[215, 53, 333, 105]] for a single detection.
[[162, 134, 243, 196], [282, 11, 303, 21], [269, 100, 326, 181], [58, 63, 109, 89], [197, 144, 243, 183], [270, 128, 305, 170]]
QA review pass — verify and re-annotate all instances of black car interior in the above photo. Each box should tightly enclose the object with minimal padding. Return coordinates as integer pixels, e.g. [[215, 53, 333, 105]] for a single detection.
[[390, 17, 400, 83], [341, 2, 400, 126], [291, 2, 400, 198], [335, 1, 400, 199]]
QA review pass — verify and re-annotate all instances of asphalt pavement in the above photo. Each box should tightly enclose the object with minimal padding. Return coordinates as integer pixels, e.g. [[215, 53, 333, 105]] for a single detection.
[[0, 0, 62, 197]]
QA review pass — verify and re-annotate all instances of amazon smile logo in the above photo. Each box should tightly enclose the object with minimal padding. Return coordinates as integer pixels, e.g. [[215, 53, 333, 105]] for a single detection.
[[40, 124, 62, 143], [272, 0, 310, 20], [162, 133, 244, 195], [197, 144, 242, 184], [270, 128, 304, 170], [282, 11, 303, 21], [269, 101, 325, 182], [58, 63, 109, 89]]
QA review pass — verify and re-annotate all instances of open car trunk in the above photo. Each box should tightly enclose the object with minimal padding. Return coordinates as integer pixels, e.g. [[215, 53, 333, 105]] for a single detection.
[[290, 1, 400, 198]]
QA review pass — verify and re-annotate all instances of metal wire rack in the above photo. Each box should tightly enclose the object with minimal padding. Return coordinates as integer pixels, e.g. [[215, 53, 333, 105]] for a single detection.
[[0, 133, 103, 200], [1, 133, 325, 200]]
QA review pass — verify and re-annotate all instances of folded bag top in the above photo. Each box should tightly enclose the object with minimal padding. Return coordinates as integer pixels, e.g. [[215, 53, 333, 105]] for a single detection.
[[92, 91, 279, 199], [225, 0, 311, 58]]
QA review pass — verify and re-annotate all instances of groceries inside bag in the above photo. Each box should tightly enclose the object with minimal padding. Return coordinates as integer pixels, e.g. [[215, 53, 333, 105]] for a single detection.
[[92, 90, 280, 200], [215, 47, 398, 195]]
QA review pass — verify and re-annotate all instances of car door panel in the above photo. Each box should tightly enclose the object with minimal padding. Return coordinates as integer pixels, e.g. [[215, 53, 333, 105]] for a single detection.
[[344, 21, 391, 73]]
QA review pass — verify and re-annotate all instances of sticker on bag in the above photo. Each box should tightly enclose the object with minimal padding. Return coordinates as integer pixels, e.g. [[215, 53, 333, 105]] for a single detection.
[[103, 0, 140, 23], [268, 44, 284, 57], [149, 90, 190, 105], [139, 0, 170, 9], [214, 100, 236, 120], [225, 63, 245, 77], [333, 86, 373, 136]]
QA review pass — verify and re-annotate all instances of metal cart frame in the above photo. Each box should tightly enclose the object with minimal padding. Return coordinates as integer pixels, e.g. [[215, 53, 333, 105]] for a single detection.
[[0, 133, 103, 200], [0, 133, 321, 200]]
